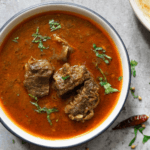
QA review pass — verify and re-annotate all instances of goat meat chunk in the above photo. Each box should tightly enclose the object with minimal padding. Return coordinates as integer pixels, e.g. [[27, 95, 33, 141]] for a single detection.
[[23, 57, 53, 98], [53, 34, 73, 61], [53, 63, 91, 96], [65, 79, 100, 122]]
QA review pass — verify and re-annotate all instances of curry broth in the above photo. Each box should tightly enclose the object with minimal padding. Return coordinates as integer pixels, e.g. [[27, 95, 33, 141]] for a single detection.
[[0, 11, 122, 139]]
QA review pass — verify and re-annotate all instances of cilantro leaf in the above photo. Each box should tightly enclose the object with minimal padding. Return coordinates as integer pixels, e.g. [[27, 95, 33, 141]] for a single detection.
[[28, 94, 38, 101], [130, 91, 138, 98], [139, 127, 145, 134], [99, 77, 103, 81], [30, 101, 39, 109], [100, 81, 119, 94], [30, 95, 58, 126], [36, 27, 39, 34], [103, 82, 119, 94], [12, 139, 15, 144], [130, 87, 138, 99], [96, 47, 103, 51], [128, 125, 150, 146], [135, 125, 142, 129], [62, 76, 70, 80], [46, 108, 58, 125], [130, 60, 138, 77], [49, 19, 61, 32], [32, 27, 50, 51], [95, 51, 111, 64], [93, 44, 104, 51], [22, 140, 27, 144], [38, 41, 49, 52], [129, 127, 138, 146], [118, 76, 123, 81], [46, 108, 58, 114], [100, 81, 107, 86], [35, 107, 58, 125], [98, 67, 107, 81], [104, 54, 112, 59], [40, 107, 58, 125], [129, 125, 141, 146], [12, 37, 19, 43], [93, 44, 97, 49], [97, 67, 119, 94], [93, 44, 111, 64], [143, 135, 150, 144], [129, 137, 136, 146]]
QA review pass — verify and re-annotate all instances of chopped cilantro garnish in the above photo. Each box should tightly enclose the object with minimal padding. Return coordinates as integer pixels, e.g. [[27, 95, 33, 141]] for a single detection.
[[36, 27, 39, 34], [12, 37, 19, 43], [129, 125, 150, 146], [130, 60, 138, 77], [93, 44, 97, 49], [93, 44, 111, 64], [99, 77, 103, 81], [49, 19, 61, 32], [22, 140, 27, 144], [100, 81, 119, 94], [98, 67, 107, 81], [62, 75, 70, 80], [139, 127, 145, 134], [38, 41, 49, 52], [36, 107, 58, 125], [129, 125, 142, 146], [32, 27, 51, 51], [118, 76, 123, 81], [129, 127, 138, 146], [33, 103, 58, 125], [130, 91, 138, 98], [130, 87, 138, 98], [30, 101, 40, 109], [29, 94, 58, 125], [95, 64, 107, 81], [95, 52, 111, 64], [12, 139, 15, 144], [93, 44, 104, 51], [143, 135, 150, 144], [97, 66, 119, 94], [28, 94, 38, 101]]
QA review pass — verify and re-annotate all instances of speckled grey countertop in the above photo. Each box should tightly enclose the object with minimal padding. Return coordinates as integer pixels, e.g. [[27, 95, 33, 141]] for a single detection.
[[0, 0, 150, 150]]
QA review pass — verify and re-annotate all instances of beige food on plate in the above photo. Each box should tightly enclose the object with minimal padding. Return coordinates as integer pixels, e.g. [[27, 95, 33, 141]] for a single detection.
[[136, 0, 150, 22]]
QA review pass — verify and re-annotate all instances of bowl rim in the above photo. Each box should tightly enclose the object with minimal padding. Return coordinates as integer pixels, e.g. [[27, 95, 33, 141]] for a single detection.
[[0, 1, 131, 149]]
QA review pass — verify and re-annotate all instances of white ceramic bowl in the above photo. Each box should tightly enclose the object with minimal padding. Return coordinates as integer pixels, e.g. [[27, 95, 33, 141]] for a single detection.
[[129, 0, 150, 31], [0, 2, 131, 148]]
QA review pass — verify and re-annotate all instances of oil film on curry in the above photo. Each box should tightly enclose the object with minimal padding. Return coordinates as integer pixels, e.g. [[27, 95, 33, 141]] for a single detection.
[[0, 11, 123, 139]]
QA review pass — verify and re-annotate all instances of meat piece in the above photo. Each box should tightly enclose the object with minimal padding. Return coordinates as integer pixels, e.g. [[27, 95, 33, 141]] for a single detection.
[[58, 45, 69, 61], [65, 79, 100, 122], [53, 34, 73, 61], [53, 34, 68, 45], [53, 63, 91, 96], [23, 57, 54, 98]]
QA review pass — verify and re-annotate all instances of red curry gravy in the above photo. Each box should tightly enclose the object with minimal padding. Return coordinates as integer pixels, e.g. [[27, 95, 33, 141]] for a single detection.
[[0, 11, 122, 139]]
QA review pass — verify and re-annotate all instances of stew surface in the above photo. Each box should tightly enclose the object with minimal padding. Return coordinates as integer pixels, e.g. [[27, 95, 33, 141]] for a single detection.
[[0, 11, 122, 139]]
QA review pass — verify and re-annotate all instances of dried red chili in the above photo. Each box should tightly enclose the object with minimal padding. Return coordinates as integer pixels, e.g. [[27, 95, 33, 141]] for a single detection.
[[113, 115, 149, 130]]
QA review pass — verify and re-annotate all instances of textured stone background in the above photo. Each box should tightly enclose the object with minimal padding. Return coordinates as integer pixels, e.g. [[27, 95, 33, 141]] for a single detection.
[[0, 0, 150, 150]]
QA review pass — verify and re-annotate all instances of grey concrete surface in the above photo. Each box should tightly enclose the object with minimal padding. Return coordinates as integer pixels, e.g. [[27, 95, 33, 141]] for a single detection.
[[0, 0, 150, 150]]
